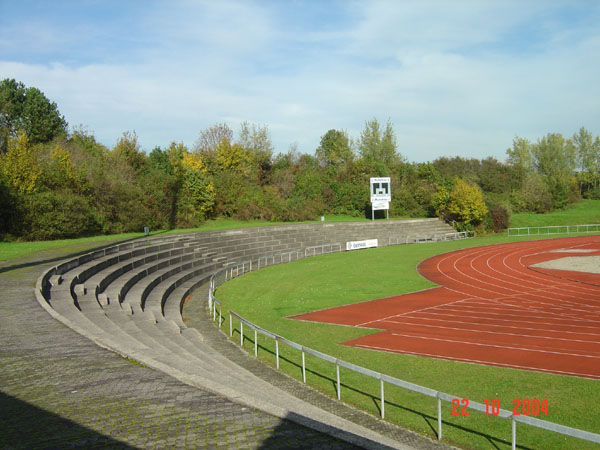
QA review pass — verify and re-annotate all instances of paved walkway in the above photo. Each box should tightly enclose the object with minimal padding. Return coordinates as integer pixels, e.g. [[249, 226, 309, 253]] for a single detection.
[[0, 242, 454, 450]]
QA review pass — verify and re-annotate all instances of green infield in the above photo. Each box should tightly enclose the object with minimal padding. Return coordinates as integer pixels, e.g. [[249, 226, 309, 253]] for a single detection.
[[214, 234, 600, 450]]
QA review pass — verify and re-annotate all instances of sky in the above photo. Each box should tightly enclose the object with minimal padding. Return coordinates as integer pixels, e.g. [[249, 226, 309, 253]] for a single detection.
[[1, 0, 599, 162]]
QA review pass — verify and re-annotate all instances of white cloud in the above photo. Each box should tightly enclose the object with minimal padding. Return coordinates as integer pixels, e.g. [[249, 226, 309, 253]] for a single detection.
[[1, 0, 598, 161]]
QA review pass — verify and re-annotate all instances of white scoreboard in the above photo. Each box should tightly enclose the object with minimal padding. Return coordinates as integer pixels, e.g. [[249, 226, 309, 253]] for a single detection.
[[370, 177, 391, 202], [370, 177, 390, 220]]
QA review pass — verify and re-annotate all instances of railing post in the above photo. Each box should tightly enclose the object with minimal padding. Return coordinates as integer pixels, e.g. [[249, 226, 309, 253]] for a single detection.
[[336, 362, 341, 400], [438, 396, 442, 440], [218, 305, 222, 328], [240, 321, 244, 347], [275, 339, 279, 369], [254, 329, 258, 357], [301, 349, 306, 383], [229, 313, 232, 337], [512, 417, 516, 450], [380, 378, 385, 419]]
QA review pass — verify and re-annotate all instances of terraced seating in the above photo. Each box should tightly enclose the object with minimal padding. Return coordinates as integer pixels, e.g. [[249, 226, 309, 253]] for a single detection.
[[39, 219, 457, 360], [35, 218, 458, 448]]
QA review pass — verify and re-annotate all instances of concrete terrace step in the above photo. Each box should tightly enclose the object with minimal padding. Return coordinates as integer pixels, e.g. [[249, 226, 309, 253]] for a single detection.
[[111, 253, 215, 307], [56, 237, 194, 295], [87, 242, 207, 296], [163, 277, 211, 327], [123, 259, 220, 311], [143, 262, 222, 320]]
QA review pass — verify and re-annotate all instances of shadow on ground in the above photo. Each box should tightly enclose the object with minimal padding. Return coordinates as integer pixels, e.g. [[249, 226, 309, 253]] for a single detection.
[[0, 391, 140, 450]]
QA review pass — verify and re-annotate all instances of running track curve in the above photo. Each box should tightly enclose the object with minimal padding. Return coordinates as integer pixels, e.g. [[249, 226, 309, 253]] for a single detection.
[[292, 236, 600, 379]]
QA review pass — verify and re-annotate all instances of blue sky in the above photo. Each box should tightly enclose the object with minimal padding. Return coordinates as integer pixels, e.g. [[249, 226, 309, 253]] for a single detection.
[[1, 0, 599, 162]]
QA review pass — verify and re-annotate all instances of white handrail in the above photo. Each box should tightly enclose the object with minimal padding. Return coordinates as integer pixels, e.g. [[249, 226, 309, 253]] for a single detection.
[[507, 224, 600, 237]]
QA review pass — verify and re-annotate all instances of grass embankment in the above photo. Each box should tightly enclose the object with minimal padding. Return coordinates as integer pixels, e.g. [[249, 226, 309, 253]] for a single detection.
[[510, 199, 600, 228], [215, 234, 599, 450]]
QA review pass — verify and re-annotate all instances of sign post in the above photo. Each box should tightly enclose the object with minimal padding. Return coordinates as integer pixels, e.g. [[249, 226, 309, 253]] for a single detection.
[[370, 177, 391, 221]]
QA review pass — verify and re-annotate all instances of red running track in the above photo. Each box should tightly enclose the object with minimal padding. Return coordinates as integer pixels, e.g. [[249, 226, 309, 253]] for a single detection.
[[291, 236, 600, 379]]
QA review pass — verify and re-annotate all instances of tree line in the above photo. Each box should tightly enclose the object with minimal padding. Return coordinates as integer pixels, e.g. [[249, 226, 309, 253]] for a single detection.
[[1, 78, 599, 240]]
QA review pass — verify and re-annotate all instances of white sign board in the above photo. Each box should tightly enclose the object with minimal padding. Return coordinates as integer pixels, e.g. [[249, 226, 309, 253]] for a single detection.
[[346, 239, 378, 251], [372, 200, 389, 211], [370, 177, 391, 202]]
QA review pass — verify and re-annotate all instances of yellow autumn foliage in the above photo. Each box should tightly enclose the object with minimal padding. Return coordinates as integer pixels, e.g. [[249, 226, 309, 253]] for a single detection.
[[215, 139, 248, 171], [446, 178, 488, 226], [182, 151, 207, 173], [0, 133, 41, 193], [50, 144, 78, 185]]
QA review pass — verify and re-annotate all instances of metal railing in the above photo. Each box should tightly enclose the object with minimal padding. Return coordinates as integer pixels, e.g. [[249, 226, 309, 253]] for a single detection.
[[206, 240, 600, 449], [304, 242, 342, 257], [389, 230, 474, 245], [257, 250, 303, 270], [223, 310, 600, 450], [507, 224, 600, 237]]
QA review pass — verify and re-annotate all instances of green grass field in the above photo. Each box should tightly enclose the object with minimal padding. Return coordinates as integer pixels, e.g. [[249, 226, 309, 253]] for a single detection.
[[214, 233, 600, 450]]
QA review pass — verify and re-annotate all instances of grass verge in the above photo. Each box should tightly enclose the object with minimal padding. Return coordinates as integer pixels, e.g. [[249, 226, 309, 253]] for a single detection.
[[214, 233, 600, 450], [510, 199, 600, 228]]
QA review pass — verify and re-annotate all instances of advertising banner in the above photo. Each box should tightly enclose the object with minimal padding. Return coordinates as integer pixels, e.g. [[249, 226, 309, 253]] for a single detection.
[[346, 239, 378, 251], [372, 200, 389, 211]]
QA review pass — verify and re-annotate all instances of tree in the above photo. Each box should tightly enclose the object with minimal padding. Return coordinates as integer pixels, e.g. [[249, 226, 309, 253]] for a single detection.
[[506, 136, 532, 171], [433, 156, 480, 186], [113, 131, 146, 172], [0, 132, 41, 193], [0, 79, 67, 152], [22, 86, 68, 143], [572, 127, 600, 195], [316, 129, 353, 167], [215, 138, 248, 172], [510, 172, 553, 213], [176, 150, 215, 226], [0, 79, 25, 153], [194, 123, 233, 155], [358, 118, 401, 171], [148, 146, 174, 176], [531, 133, 577, 208], [237, 121, 274, 170], [433, 178, 488, 230]]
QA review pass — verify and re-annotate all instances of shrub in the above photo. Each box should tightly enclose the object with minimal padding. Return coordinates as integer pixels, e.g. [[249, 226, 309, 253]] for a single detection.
[[19, 190, 102, 240], [434, 179, 488, 230], [510, 172, 553, 213], [489, 204, 511, 233]]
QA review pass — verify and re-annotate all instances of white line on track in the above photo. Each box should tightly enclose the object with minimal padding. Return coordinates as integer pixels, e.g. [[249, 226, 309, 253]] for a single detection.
[[405, 311, 600, 330], [435, 241, 600, 317], [351, 345, 600, 379], [377, 320, 600, 344], [387, 332, 600, 359], [416, 306, 600, 324], [354, 295, 474, 328]]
